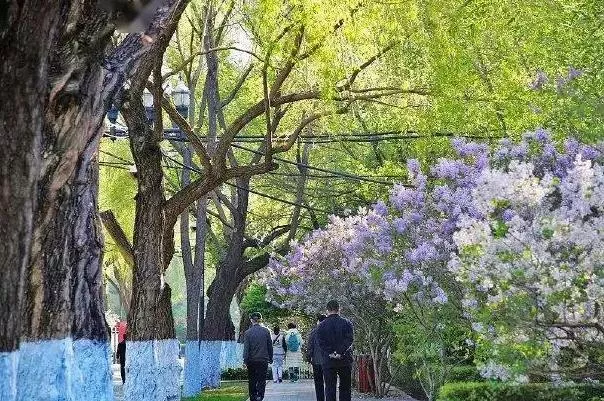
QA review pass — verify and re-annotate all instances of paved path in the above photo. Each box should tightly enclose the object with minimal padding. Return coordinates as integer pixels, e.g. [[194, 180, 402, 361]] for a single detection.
[[257, 380, 316, 401], [254, 380, 417, 401]]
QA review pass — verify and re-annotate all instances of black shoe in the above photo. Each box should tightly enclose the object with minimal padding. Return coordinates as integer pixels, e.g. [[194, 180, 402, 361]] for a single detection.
[[278, 379, 282, 383]]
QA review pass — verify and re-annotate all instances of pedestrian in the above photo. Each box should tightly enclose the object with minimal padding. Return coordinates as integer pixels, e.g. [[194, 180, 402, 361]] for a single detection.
[[307, 314, 327, 401], [116, 333, 127, 384], [271, 326, 287, 383], [284, 322, 304, 382], [243, 312, 273, 401], [317, 300, 354, 401]]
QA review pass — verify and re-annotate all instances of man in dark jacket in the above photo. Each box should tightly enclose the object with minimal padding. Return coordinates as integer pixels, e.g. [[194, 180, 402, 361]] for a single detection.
[[307, 314, 327, 401], [243, 312, 273, 401], [317, 300, 354, 401]]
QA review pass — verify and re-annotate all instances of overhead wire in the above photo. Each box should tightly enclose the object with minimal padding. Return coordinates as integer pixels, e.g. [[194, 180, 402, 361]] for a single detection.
[[231, 143, 410, 186], [160, 152, 334, 214]]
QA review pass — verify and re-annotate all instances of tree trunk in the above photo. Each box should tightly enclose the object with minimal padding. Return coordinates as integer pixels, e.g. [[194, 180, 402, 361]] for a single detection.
[[0, 8, 64, 399], [11, 3, 117, 399], [0, 0, 60, 360], [181, 145, 209, 397], [122, 96, 179, 401], [203, 263, 239, 341]]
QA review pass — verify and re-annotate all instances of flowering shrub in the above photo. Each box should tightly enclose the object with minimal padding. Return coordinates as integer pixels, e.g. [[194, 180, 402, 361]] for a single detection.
[[450, 146, 604, 379], [265, 130, 604, 384]]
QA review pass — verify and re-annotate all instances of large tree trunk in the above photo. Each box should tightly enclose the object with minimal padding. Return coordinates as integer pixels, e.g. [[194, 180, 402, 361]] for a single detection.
[[13, 2, 116, 399], [122, 97, 180, 401], [0, 4, 63, 398]]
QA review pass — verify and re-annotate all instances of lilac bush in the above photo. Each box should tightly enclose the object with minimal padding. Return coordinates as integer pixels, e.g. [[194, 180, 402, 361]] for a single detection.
[[265, 130, 604, 383]]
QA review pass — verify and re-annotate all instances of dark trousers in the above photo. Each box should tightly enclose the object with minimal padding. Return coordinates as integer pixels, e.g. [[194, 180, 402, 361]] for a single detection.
[[247, 361, 268, 401], [120, 362, 125, 384], [323, 365, 352, 401], [312, 364, 325, 401]]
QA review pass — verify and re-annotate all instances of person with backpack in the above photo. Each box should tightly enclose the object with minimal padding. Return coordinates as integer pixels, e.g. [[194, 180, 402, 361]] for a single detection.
[[284, 322, 304, 382], [271, 326, 287, 383], [307, 314, 327, 401], [317, 300, 354, 401]]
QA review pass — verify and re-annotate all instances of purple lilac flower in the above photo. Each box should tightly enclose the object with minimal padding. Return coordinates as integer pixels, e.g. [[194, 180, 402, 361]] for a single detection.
[[393, 217, 408, 234], [567, 66, 583, 80], [407, 242, 438, 264], [555, 75, 567, 92], [407, 159, 421, 175], [530, 70, 548, 90], [534, 128, 550, 142], [510, 143, 528, 159], [374, 200, 388, 216], [502, 209, 515, 222]]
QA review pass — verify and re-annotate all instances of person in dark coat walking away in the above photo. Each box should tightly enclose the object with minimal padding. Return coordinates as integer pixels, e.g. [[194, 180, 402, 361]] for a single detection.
[[243, 312, 273, 401], [116, 333, 127, 384], [307, 314, 327, 401], [317, 300, 354, 401]]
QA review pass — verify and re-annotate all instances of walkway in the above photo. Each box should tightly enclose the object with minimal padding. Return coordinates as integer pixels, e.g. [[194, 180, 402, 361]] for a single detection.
[[257, 381, 315, 401], [255, 380, 418, 401]]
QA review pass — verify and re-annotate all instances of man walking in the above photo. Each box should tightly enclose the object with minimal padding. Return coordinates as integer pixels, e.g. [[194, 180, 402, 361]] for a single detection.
[[243, 312, 273, 401], [317, 300, 354, 401], [307, 314, 327, 401]]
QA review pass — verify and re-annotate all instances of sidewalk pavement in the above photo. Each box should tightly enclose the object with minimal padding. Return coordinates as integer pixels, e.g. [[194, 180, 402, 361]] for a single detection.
[[253, 380, 418, 401]]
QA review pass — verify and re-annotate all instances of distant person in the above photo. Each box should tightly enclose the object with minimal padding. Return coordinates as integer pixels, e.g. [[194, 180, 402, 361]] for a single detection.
[[243, 312, 273, 401], [271, 326, 287, 383], [116, 333, 127, 384], [317, 300, 354, 401], [307, 314, 327, 401], [285, 322, 304, 382]]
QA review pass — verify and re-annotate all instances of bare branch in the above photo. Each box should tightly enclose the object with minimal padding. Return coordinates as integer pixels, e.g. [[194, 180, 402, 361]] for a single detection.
[[100, 210, 134, 268]]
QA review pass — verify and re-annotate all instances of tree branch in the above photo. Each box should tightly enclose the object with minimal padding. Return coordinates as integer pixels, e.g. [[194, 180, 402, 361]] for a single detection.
[[100, 210, 134, 268]]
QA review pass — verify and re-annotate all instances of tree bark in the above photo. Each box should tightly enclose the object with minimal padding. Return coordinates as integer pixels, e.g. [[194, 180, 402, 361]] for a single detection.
[[0, 0, 62, 354], [123, 97, 174, 340]]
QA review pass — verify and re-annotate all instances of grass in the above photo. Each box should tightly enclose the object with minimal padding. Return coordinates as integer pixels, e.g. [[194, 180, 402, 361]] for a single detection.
[[183, 382, 248, 401]]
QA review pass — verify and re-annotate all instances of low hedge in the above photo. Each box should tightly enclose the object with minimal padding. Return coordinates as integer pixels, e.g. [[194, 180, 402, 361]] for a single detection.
[[437, 382, 604, 401], [221, 368, 248, 381], [221, 367, 290, 381], [446, 366, 483, 383]]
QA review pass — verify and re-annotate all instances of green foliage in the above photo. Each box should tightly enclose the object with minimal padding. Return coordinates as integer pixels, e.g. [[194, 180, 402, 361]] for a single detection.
[[437, 382, 604, 401], [220, 368, 248, 381], [393, 302, 472, 400], [445, 366, 483, 384], [182, 382, 248, 401], [239, 283, 291, 324]]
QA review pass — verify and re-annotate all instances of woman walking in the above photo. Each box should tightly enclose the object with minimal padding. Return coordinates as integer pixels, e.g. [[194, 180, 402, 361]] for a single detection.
[[285, 322, 304, 382], [271, 326, 287, 383]]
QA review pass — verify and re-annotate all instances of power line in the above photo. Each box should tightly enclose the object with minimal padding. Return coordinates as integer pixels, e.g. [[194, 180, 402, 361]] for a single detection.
[[100, 144, 404, 186], [100, 150, 134, 164], [231, 143, 410, 187], [99, 159, 330, 213], [161, 153, 332, 214]]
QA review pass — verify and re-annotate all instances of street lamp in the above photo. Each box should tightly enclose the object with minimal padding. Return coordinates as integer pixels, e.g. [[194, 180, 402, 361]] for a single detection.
[[172, 79, 190, 119], [105, 79, 191, 141], [142, 88, 154, 123]]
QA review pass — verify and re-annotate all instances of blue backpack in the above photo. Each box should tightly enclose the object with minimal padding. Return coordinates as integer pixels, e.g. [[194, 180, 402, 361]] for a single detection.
[[287, 333, 301, 352]]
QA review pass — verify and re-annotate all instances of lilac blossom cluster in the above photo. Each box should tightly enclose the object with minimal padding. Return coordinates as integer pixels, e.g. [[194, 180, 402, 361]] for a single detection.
[[529, 66, 584, 92]]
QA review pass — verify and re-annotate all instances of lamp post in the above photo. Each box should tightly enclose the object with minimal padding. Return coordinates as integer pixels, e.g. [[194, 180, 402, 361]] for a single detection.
[[105, 78, 191, 141]]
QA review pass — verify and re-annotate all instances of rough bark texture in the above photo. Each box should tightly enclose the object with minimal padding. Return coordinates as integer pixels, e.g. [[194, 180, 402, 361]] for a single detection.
[[0, 0, 62, 353], [201, 178, 249, 341], [123, 97, 174, 341], [23, 1, 112, 339]]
